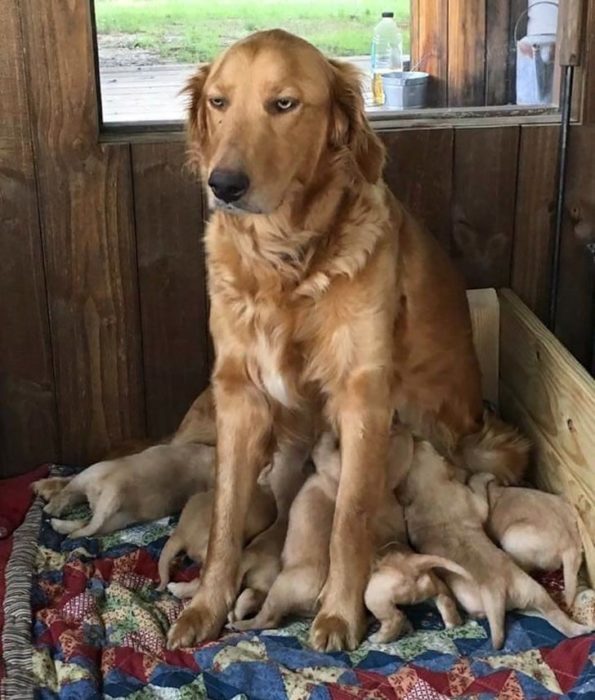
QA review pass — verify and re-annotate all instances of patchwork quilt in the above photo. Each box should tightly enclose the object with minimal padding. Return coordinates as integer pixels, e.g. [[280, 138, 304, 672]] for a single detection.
[[2, 466, 595, 699]]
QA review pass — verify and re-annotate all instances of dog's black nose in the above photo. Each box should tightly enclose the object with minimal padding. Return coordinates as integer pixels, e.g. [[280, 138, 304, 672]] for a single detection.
[[208, 169, 250, 203]]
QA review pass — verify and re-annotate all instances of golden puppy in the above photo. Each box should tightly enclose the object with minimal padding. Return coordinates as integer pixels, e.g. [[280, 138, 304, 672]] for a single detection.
[[158, 481, 276, 592], [168, 29, 528, 651], [34, 443, 215, 538], [404, 441, 591, 649], [469, 473, 582, 608], [365, 544, 469, 644]]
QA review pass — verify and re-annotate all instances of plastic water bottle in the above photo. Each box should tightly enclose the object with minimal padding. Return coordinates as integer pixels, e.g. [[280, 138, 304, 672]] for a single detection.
[[371, 11, 403, 105]]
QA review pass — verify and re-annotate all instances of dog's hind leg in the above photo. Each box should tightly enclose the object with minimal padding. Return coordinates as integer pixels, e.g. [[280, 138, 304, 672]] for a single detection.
[[364, 570, 408, 643], [434, 579, 463, 629], [513, 573, 592, 638], [66, 488, 123, 538], [562, 547, 581, 608], [481, 586, 506, 649]]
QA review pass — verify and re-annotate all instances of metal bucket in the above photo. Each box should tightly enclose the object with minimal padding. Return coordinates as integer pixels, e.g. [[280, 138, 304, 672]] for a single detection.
[[515, 1, 557, 105], [381, 71, 428, 109]]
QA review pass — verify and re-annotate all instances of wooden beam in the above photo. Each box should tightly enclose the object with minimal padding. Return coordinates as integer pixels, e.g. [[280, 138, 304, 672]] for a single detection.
[[485, 0, 511, 106], [410, 0, 448, 107], [132, 143, 210, 439], [448, 0, 487, 107], [20, 0, 145, 464], [0, 0, 58, 475]]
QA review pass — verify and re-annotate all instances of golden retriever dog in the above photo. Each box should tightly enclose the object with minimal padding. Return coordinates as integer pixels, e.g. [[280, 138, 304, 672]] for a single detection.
[[404, 441, 591, 649], [469, 473, 583, 608], [158, 479, 276, 591], [167, 29, 529, 651], [365, 544, 469, 644], [34, 443, 215, 538]]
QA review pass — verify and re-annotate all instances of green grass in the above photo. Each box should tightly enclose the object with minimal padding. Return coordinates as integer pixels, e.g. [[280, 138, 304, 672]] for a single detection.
[[95, 0, 411, 63]]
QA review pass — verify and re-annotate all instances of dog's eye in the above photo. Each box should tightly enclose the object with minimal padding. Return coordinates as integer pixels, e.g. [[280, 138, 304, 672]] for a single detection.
[[208, 96, 227, 109], [275, 98, 298, 112]]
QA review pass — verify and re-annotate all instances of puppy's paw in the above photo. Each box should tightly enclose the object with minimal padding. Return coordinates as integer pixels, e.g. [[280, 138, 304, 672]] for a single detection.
[[167, 581, 199, 599], [167, 604, 225, 649], [309, 612, 364, 652]]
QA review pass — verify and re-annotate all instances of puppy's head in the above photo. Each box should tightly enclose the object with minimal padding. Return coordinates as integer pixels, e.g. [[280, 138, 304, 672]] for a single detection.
[[184, 30, 385, 216]]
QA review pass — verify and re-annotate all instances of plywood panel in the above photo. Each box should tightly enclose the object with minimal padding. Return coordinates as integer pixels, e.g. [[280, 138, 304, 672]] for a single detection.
[[0, 0, 58, 475], [452, 127, 520, 288], [20, 1, 145, 464], [382, 128, 454, 250], [511, 125, 559, 322], [499, 289, 595, 582], [132, 143, 210, 439], [448, 0, 487, 107]]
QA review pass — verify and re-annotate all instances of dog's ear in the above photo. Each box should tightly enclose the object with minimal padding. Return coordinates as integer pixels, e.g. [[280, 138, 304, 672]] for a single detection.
[[328, 59, 385, 184], [182, 64, 211, 171]]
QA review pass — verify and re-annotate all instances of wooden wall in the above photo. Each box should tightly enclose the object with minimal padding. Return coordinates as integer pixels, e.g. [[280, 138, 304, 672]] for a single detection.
[[1, 1, 594, 477]]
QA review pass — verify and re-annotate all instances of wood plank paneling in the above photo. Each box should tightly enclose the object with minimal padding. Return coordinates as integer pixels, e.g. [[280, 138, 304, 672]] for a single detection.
[[20, 1, 145, 464], [382, 129, 454, 251], [410, 0, 449, 107], [448, 0, 487, 107], [511, 125, 559, 321], [554, 125, 595, 368], [452, 127, 520, 288], [485, 0, 511, 105], [132, 143, 209, 439], [0, 0, 58, 476]]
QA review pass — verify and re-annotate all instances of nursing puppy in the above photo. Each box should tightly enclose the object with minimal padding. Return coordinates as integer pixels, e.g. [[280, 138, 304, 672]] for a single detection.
[[365, 544, 469, 643], [232, 428, 412, 631], [404, 441, 591, 649], [469, 473, 582, 607], [33, 443, 216, 538], [158, 481, 277, 591]]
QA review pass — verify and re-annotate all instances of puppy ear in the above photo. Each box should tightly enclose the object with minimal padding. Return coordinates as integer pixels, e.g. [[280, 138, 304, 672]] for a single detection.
[[328, 59, 385, 184], [182, 64, 211, 172]]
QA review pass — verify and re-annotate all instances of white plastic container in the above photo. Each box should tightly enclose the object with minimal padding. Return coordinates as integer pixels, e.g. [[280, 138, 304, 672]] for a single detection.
[[515, 1, 558, 105], [370, 12, 403, 106]]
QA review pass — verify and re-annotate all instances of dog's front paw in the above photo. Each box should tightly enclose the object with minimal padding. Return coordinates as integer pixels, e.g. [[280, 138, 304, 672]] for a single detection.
[[309, 610, 365, 652], [167, 603, 225, 649]]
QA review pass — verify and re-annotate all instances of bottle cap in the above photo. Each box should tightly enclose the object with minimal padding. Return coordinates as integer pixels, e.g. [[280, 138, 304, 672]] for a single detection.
[[382, 11, 394, 17]]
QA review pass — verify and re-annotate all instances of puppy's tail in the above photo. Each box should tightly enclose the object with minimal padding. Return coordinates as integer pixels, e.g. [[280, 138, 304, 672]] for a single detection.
[[481, 585, 506, 650], [157, 533, 185, 591], [460, 410, 530, 485], [415, 555, 473, 581]]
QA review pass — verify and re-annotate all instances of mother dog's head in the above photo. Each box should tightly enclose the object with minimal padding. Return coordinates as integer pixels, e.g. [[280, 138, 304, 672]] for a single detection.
[[184, 29, 385, 216]]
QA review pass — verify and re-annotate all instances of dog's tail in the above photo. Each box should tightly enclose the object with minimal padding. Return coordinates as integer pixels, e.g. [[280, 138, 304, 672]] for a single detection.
[[480, 585, 506, 650], [460, 410, 530, 485], [157, 533, 185, 591], [414, 555, 473, 581]]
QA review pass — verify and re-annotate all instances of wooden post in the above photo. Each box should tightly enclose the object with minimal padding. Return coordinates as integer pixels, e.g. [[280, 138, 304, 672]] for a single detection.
[[411, 0, 449, 107]]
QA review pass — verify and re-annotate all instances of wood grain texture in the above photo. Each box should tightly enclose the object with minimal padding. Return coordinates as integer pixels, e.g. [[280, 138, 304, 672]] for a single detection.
[[448, 0, 487, 107], [554, 125, 595, 368], [511, 125, 559, 322], [499, 289, 595, 582], [382, 128, 453, 250], [0, 0, 58, 476], [485, 0, 511, 105], [467, 288, 500, 407], [581, 0, 595, 123], [452, 127, 520, 288], [20, 1, 145, 464], [410, 0, 449, 107], [132, 143, 210, 439]]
